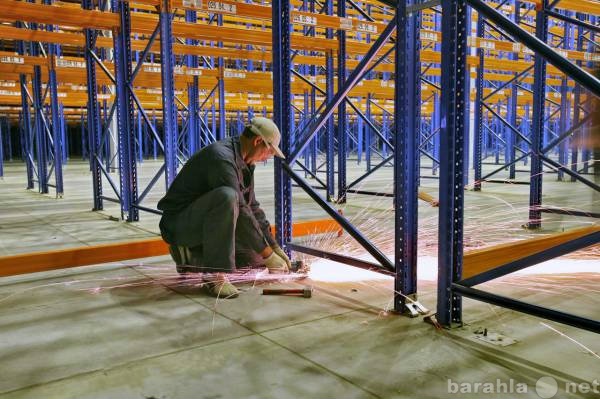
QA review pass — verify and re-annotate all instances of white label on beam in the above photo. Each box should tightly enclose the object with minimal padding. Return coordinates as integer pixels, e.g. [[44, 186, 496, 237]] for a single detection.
[[143, 65, 161, 73], [224, 70, 246, 78], [340, 18, 353, 30], [356, 22, 377, 34], [0, 56, 24, 64], [293, 14, 317, 26], [0, 90, 20, 96], [182, 0, 202, 8], [247, 100, 262, 105], [421, 31, 437, 41], [512, 43, 521, 52], [479, 40, 495, 50], [186, 68, 203, 76], [206, 1, 237, 14], [56, 59, 86, 68], [0, 82, 16, 87], [174, 66, 184, 75]]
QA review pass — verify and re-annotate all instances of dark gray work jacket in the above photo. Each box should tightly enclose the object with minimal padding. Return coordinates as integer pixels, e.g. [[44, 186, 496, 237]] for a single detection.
[[157, 136, 275, 247]]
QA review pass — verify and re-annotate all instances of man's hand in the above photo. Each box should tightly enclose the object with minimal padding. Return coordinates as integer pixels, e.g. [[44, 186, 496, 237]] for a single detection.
[[272, 244, 292, 270], [264, 252, 289, 274]]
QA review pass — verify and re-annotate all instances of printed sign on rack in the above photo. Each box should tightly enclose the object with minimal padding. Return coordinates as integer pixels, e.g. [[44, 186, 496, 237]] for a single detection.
[[479, 40, 495, 50], [356, 22, 377, 34], [143, 65, 161, 73], [182, 0, 202, 8], [207, 1, 237, 14], [0, 56, 24, 64], [186, 68, 203, 76], [340, 18, 353, 30], [224, 70, 246, 79], [0, 90, 20, 96], [56, 59, 86, 68], [421, 32, 437, 42], [292, 14, 317, 26]]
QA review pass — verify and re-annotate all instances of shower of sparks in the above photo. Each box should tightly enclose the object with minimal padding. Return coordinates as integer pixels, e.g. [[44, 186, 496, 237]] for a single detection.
[[293, 159, 600, 268], [540, 322, 600, 361]]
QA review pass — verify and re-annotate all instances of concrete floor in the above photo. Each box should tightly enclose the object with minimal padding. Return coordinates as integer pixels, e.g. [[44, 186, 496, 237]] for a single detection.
[[0, 158, 599, 398]]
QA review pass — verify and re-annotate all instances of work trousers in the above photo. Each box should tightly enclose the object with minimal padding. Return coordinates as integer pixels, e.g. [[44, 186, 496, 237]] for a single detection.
[[159, 186, 266, 272]]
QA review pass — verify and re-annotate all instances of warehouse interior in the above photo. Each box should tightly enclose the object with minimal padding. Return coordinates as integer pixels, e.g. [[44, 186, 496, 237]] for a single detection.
[[0, 0, 599, 398]]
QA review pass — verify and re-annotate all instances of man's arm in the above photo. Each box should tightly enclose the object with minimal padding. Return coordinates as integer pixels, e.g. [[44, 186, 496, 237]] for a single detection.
[[248, 189, 277, 246]]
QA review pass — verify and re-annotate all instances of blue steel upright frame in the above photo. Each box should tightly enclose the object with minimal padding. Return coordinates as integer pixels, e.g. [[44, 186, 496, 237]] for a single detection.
[[272, 0, 293, 255], [437, 0, 468, 326], [276, 0, 426, 315], [438, 0, 600, 334], [394, 0, 421, 310]]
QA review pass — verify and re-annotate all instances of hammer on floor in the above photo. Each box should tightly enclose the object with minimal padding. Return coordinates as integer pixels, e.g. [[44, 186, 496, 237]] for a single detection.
[[262, 286, 312, 298]]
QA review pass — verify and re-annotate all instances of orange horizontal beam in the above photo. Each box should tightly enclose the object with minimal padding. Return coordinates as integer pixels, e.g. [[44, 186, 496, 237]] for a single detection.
[[0, 218, 342, 277], [462, 225, 600, 280], [0, 0, 119, 31]]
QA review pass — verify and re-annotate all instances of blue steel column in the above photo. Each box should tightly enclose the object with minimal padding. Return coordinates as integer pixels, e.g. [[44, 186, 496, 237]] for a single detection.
[[473, 17, 484, 191], [366, 94, 372, 171], [272, 0, 292, 252], [394, 0, 420, 311], [527, 0, 548, 229], [217, 14, 226, 140], [185, 9, 199, 156], [325, 0, 335, 201], [5, 118, 13, 162], [112, 0, 138, 221], [18, 66, 34, 188], [437, 0, 468, 326], [84, 3, 103, 211], [557, 14, 571, 181], [48, 59, 64, 197], [571, 15, 584, 181], [507, 0, 520, 180], [336, 0, 347, 203], [160, 0, 179, 187], [32, 60, 48, 194]]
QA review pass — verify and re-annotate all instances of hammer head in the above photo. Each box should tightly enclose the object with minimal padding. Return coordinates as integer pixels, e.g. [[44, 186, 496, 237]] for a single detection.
[[303, 286, 312, 298]]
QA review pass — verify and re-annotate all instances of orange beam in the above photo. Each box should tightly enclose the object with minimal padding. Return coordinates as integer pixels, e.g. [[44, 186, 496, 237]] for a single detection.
[[462, 225, 600, 279], [0, 218, 342, 277]]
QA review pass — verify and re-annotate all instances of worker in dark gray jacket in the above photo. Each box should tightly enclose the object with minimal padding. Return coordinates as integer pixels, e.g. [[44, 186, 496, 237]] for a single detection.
[[158, 117, 291, 298]]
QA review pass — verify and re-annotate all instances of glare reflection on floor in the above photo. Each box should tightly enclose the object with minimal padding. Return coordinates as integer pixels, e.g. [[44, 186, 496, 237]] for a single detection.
[[307, 256, 600, 282]]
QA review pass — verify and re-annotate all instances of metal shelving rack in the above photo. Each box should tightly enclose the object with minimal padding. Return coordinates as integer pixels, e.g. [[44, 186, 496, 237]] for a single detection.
[[0, 0, 598, 325]]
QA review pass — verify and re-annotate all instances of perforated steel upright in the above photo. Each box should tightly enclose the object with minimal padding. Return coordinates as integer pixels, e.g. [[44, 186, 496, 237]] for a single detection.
[[272, 0, 293, 253], [394, 0, 420, 311], [527, 0, 548, 229], [160, 0, 179, 187], [337, 0, 347, 204], [112, 0, 138, 221], [437, 0, 468, 326]]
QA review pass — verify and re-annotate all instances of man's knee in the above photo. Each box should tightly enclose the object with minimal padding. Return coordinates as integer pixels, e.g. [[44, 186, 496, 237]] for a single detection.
[[210, 186, 238, 206]]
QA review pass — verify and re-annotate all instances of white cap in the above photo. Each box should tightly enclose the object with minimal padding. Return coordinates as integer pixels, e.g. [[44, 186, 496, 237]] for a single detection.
[[247, 117, 285, 159]]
